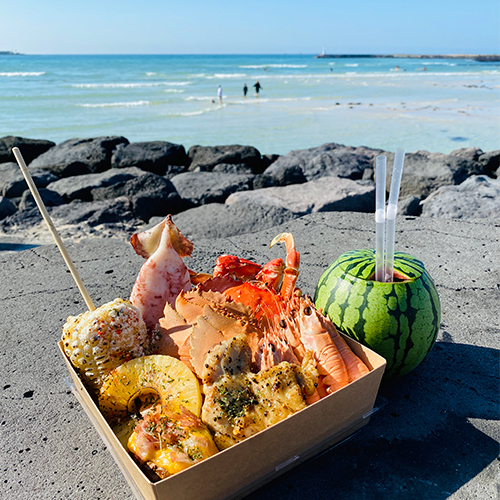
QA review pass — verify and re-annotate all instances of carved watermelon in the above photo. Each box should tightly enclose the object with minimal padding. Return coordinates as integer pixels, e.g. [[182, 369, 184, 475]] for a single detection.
[[314, 249, 440, 378]]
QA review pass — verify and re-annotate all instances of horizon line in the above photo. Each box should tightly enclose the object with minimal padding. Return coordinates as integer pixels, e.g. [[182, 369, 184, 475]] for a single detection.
[[3, 51, 500, 57]]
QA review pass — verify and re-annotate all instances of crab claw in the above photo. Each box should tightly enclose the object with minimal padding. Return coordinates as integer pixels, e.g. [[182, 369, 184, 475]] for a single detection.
[[270, 233, 300, 301]]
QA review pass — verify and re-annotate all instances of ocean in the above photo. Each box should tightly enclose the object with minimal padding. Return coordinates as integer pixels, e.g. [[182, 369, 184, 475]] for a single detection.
[[1, 54, 499, 156]]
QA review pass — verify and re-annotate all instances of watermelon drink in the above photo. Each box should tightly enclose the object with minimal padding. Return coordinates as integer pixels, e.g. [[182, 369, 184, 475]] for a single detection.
[[314, 249, 441, 378]]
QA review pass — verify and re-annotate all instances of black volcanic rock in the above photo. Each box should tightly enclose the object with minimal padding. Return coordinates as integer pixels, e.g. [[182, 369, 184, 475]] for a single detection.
[[226, 177, 375, 215], [261, 154, 280, 170], [421, 175, 500, 219], [212, 163, 254, 174], [188, 145, 264, 173], [29, 137, 129, 177], [2, 136, 500, 243], [478, 150, 500, 176], [0, 196, 16, 220], [46, 167, 145, 202], [170, 171, 254, 205], [0, 162, 58, 198], [111, 141, 189, 175], [263, 143, 380, 185], [91, 183, 127, 201], [449, 146, 484, 161], [48, 198, 135, 226], [18, 188, 65, 211], [0, 136, 55, 164], [0, 206, 42, 229], [123, 172, 186, 221], [253, 165, 307, 189], [170, 202, 298, 240], [385, 150, 487, 199]]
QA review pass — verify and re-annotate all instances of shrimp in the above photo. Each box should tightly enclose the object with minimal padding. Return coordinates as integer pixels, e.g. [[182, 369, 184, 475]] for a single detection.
[[292, 295, 349, 395], [324, 320, 370, 382]]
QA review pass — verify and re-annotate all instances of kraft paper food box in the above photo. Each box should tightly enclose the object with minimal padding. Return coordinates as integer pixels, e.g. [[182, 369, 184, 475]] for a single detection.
[[59, 334, 386, 500]]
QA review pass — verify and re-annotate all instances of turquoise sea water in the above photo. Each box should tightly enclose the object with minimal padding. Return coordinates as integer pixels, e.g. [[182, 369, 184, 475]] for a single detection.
[[1, 54, 499, 155]]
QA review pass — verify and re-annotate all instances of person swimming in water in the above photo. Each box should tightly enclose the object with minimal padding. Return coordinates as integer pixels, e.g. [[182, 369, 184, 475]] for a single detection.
[[253, 80, 262, 95], [243, 83, 248, 96]]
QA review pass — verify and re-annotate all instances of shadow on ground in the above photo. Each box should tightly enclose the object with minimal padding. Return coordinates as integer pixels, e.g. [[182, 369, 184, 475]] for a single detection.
[[245, 342, 500, 500], [0, 242, 39, 252]]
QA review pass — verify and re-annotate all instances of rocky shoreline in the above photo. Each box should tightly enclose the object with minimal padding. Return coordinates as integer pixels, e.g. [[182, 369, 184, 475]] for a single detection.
[[0, 135, 498, 252]]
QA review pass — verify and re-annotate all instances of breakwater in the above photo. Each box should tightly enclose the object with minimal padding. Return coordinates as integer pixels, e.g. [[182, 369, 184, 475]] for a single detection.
[[314, 53, 500, 62]]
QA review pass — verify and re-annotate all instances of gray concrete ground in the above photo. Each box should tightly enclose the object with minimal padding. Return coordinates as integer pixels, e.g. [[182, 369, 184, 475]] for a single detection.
[[1, 211, 498, 500]]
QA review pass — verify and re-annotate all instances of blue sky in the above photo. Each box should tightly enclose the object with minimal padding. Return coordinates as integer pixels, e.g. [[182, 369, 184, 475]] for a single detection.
[[1, 0, 499, 55]]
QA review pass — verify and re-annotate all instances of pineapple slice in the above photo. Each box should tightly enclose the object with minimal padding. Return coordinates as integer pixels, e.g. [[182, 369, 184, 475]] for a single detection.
[[98, 355, 202, 421], [62, 298, 148, 391]]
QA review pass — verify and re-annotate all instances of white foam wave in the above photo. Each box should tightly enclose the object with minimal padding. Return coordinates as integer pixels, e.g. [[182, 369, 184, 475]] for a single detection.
[[72, 81, 192, 88], [345, 63, 359, 67], [164, 81, 192, 86], [264, 70, 500, 79], [231, 96, 313, 104], [239, 64, 308, 68], [164, 88, 185, 93], [174, 108, 213, 116], [207, 73, 247, 79], [77, 100, 150, 108], [0, 71, 45, 77], [420, 61, 459, 66], [185, 96, 214, 101]]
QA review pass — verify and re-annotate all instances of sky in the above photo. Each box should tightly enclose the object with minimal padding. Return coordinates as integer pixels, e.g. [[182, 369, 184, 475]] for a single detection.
[[1, 0, 499, 55]]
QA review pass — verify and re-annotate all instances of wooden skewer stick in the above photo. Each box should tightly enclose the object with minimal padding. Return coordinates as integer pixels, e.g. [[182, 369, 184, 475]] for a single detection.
[[12, 147, 96, 311]]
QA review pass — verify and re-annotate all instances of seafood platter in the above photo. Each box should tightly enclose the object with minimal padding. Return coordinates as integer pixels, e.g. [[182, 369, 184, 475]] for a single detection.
[[59, 216, 387, 500]]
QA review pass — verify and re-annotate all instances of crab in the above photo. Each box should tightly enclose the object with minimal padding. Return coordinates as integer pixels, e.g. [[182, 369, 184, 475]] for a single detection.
[[130, 217, 370, 400]]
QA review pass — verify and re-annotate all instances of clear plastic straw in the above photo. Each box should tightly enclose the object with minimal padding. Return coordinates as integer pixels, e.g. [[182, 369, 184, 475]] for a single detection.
[[385, 148, 406, 282], [375, 155, 387, 282]]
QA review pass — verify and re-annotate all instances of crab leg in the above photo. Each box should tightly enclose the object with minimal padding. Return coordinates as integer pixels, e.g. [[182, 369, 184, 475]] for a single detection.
[[270, 233, 300, 301], [255, 258, 285, 291]]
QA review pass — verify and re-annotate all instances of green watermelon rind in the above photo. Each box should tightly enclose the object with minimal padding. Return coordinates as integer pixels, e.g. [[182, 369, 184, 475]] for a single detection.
[[314, 249, 441, 378]]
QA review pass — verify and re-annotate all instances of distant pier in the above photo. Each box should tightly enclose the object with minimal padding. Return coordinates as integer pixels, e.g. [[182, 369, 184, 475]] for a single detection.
[[314, 54, 500, 62]]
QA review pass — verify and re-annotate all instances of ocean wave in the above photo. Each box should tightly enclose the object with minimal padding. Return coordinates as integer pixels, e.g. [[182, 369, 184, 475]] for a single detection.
[[77, 100, 150, 108], [173, 108, 214, 116], [345, 64, 359, 67], [71, 81, 192, 88], [264, 70, 500, 79], [230, 97, 313, 104], [164, 88, 185, 93], [0, 71, 45, 77], [185, 96, 214, 101], [419, 61, 459, 66], [239, 64, 308, 69], [206, 73, 247, 79]]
